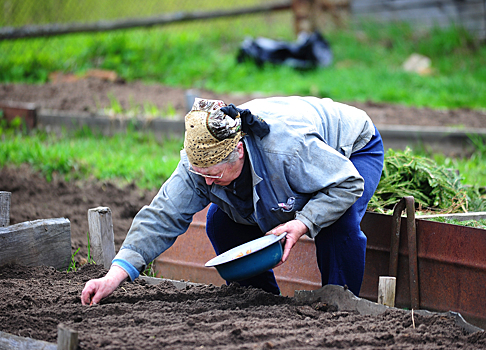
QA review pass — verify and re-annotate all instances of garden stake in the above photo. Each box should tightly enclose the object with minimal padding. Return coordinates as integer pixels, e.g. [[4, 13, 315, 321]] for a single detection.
[[389, 196, 420, 310], [57, 323, 78, 350], [88, 207, 116, 269]]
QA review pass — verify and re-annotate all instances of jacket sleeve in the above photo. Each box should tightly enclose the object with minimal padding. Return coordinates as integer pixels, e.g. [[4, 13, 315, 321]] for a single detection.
[[113, 159, 210, 279], [290, 132, 364, 238]]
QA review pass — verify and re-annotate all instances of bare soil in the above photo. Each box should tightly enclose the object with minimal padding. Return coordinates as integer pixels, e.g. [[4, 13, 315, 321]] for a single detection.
[[1, 78, 486, 349], [1, 263, 485, 349], [1, 77, 486, 128]]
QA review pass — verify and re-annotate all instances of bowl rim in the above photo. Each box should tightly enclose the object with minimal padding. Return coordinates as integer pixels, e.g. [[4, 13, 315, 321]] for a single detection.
[[205, 232, 287, 267]]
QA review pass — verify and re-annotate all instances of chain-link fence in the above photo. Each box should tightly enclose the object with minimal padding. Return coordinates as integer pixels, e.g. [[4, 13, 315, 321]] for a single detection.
[[0, 1, 295, 56], [2, 1, 484, 39], [0, 0, 484, 82], [0, 0, 295, 80], [1, 0, 292, 27], [2, 1, 485, 41], [0, 0, 304, 85]]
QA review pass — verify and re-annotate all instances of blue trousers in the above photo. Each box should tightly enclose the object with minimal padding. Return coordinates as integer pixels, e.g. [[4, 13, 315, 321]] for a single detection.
[[206, 128, 384, 296]]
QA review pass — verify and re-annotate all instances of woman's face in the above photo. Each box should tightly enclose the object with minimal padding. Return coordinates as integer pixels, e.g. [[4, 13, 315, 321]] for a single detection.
[[190, 143, 245, 186], [191, 161, 241, 186]]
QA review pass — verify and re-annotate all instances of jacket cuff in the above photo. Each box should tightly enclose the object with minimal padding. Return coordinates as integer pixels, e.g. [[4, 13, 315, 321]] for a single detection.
[[113, 247, 147, 281], [112, 259, 140, 281], [295, 213, 320, 238]]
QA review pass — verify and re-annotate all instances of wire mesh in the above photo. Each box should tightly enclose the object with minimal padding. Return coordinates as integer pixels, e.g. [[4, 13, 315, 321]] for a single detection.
[[0, 0, 295, 70], [1, 0, 288, 26], [1, 1, 484, 84]]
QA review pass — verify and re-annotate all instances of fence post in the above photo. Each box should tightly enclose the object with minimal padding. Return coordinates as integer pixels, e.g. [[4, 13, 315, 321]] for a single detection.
[[292, 0, 315, 34], [88, 207, 116, 269], [378, 276, 396, 307], [57, 324, 78, 350]]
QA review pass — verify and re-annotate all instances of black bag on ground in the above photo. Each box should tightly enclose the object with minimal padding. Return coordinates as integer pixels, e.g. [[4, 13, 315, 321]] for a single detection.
[[237, 31, 332, 69]]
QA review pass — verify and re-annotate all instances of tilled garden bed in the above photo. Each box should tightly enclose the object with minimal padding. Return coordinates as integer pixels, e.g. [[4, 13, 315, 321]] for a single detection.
[[1, 264, 485, 350]]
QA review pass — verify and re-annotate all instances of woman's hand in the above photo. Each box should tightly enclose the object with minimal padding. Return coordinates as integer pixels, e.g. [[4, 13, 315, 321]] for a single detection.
[[270, 220, 309, 267], [81, 265, 128, 305]]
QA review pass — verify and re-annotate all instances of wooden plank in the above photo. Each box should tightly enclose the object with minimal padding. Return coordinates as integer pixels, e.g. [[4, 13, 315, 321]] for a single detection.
[[0, 330, 57, 350], [88, 207, 116, 269], [378, 276, 397, 307], [0, 191, 10, 227], [351, 0, 485, 39], [352, 0, 483, 13], [57, 324, 78, 350], [0, 218, 72, 270], [0, 101, 37, 129]]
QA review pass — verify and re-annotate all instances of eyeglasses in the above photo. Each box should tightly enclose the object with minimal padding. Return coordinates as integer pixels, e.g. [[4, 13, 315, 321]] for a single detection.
[[188, 166, 226, 179]]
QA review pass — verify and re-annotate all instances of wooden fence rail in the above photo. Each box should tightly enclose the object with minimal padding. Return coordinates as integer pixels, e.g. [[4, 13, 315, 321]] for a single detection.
[[0, 0, 292, 40]]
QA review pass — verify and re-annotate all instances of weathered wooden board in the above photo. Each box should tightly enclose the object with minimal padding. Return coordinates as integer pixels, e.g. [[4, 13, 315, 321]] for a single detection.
[[57, 324, 78, 350], [88, 207, 116, 269], [351, 0, 486, 39], [0, 330, 57, 350], [0, 218, 72, 270]]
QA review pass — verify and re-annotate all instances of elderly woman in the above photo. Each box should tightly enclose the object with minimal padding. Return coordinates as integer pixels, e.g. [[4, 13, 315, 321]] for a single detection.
[[81, 96, 384, 305]]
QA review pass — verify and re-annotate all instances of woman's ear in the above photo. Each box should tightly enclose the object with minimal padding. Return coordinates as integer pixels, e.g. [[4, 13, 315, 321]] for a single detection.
[[237, 142, 245, 160]]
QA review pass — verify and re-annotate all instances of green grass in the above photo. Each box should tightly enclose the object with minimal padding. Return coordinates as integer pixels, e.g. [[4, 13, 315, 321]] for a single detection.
[[0, 119, 183, 190], [1, 18, 485, 110], [417, 134, 486, 189], [2, 119, 485, 214]]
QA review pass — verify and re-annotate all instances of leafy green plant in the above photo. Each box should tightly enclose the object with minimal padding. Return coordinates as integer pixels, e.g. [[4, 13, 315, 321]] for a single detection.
[[142, 261, 157, 278], [368, 148, 471, 214], [417, 134, 486, 188], [100, 94, 176, 120], [67, 247, 81, 272], [143, 102, 162, 119], [161, 103, 178, 119], [104, 92, 124, 116]]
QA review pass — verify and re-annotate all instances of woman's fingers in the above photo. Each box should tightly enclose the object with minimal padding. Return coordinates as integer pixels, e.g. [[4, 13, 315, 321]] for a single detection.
[[270, 220, 309, 265], [80, 265, 129, 305]]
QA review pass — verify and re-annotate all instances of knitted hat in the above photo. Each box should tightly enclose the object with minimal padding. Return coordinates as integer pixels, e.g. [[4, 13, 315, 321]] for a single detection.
[[184, 98, 242, 167]]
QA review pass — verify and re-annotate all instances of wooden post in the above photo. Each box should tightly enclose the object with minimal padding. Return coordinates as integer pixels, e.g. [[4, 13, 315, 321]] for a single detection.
[[378, 276, 396, 307], [57, 324, 78, 350], [292, 0, 315, 34], [88, 206, 116, 269], [0, 191, 11, 227]]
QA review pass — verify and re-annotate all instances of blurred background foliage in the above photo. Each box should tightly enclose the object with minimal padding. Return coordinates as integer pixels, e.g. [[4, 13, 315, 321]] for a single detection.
[[1, 0, 485, 109]]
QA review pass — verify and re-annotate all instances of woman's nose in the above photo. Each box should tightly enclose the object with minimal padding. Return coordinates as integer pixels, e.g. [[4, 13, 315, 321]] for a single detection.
[[205, 178, 215, 185]]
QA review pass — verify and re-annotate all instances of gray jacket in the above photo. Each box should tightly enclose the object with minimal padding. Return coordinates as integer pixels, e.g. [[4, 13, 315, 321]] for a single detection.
[[113, 96, 375, 280]]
